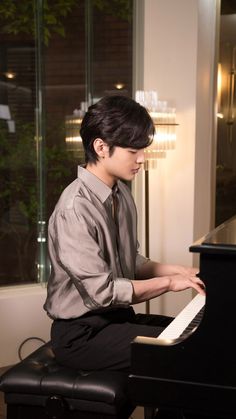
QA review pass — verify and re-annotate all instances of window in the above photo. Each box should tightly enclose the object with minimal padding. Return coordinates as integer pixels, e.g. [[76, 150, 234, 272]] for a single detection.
[[0, 0, 133, 286], [216, 0, 236, 226]]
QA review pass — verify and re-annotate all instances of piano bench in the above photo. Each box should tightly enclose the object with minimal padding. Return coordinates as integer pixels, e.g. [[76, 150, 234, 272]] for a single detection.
[[0, 342, 135, 419]]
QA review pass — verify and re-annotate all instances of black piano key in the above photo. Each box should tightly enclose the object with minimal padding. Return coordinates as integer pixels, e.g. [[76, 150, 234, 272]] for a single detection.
[[179, 306, 205, 339]]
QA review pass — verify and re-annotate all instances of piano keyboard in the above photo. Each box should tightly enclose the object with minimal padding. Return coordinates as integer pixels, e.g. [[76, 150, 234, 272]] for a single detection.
[[156, 293, 206, 344]]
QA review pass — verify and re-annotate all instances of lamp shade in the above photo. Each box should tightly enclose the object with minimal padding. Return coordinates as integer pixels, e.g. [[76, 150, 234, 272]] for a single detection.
[[65, 110, 85, 160], [135, 90, 178, 170]]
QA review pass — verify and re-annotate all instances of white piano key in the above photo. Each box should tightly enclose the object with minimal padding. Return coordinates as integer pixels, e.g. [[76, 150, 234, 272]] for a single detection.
[[156, 293, 206, 341]]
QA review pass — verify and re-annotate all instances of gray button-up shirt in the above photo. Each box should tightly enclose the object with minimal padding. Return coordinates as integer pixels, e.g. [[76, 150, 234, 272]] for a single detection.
[[44, 166, 148, 319]]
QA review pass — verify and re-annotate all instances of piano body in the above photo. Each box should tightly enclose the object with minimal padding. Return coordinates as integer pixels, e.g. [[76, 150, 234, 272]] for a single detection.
[[129, 215, 236, 418]]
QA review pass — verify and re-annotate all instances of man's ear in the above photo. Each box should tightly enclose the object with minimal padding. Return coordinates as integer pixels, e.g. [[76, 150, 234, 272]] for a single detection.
[[93, 138, 108, 159]]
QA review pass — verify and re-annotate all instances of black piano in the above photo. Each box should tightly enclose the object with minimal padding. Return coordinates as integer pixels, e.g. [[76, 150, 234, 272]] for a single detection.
[[129, 215, 236, 418]]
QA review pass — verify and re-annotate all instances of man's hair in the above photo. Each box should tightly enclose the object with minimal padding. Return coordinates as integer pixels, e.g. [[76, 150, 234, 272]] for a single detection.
[[80, 95, 154, 163]]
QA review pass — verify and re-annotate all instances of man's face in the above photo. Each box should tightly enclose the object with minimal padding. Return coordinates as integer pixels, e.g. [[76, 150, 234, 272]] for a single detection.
[[102, 145, 145, 183]]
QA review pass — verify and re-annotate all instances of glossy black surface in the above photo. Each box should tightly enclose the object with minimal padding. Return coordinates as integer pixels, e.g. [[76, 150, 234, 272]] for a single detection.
[[190, 215, 236, 254], [129, 215, 236, 418]]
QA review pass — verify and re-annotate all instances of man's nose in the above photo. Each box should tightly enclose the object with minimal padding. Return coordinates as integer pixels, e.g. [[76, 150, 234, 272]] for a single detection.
[[136, 149, 145, 164]]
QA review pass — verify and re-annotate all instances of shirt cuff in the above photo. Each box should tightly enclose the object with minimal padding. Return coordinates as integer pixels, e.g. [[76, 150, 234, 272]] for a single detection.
[[113, 278, 133, 305]]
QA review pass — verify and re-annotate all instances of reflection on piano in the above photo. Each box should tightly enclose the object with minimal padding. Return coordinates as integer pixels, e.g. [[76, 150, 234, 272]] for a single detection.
[[129, 216, 236, 418]]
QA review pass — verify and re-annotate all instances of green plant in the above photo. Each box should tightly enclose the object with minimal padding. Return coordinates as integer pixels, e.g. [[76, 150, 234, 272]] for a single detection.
[[0, 0, 78, 44], [0, 0, 132, 44], [93, 0, 132, 21], [0, 120, 77, 282]]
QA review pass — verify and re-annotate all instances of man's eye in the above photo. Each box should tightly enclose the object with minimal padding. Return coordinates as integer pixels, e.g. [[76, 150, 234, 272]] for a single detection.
[[129, 149, 137, 154]]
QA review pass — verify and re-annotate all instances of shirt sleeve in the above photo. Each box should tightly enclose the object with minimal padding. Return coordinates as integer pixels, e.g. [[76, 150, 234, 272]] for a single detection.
[[51, 205, 133, 310], [135, 240, 150, 272]]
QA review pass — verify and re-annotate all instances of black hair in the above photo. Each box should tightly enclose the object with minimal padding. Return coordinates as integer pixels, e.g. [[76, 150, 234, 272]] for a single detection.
[[80, 95, 154, 163]]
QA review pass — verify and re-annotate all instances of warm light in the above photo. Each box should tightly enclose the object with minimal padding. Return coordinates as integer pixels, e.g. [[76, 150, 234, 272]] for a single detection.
[[135, 91, 178, 169], [114, 82, 125, 90], [65, 136, 82, 143], [153, 131, 176, 148], [217, 64, 222, 98], [65, 113, 84, 158], [4, 71, 16, 79], [217, 63, 222, 116], [65, 116, 83, 143], [144, 131, 176, 170]]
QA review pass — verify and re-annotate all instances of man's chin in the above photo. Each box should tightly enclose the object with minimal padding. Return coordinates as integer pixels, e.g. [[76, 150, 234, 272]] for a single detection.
[[119, 174, 136, 183]]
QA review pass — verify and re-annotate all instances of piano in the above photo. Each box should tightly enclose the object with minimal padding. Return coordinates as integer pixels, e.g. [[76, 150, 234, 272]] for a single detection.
[[129, 215, 236, 418]]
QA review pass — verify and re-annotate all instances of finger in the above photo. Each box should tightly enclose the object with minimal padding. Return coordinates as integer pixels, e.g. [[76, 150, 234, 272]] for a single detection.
[[190, 275, 204, 285], [192, 281, 206, 295]]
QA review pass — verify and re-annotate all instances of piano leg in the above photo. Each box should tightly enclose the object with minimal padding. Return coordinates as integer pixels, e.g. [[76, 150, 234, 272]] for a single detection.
[[144, 407, 158, 419]]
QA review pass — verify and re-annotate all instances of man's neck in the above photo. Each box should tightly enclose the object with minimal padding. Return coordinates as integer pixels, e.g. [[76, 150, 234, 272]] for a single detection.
[[86, 162, 116, 188]]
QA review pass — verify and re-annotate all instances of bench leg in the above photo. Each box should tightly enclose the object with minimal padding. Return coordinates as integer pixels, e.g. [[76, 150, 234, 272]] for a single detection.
[[7, 404, 20, 419]]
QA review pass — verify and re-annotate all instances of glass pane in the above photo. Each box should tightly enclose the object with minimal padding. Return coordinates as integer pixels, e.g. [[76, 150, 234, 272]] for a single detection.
[[216, 1, 236, 226], [0, 0, 133, 286], [0, 6, 37, 285], [42, 1, 86, 217], [89, 0, 133, 101]]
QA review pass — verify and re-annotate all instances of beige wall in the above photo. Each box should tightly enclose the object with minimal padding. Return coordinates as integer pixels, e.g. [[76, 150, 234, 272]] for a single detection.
[[132, 0, 219, 316], [0, 285, 51, 367]]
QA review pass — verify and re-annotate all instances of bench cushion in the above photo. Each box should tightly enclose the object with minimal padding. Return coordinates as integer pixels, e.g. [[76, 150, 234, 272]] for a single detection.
[[0, 342, 134, 417]]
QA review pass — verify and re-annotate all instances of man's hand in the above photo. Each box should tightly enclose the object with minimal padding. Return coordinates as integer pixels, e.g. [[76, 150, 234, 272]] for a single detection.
[[132, 262, 205, 304], [168, 273, 205, 295]]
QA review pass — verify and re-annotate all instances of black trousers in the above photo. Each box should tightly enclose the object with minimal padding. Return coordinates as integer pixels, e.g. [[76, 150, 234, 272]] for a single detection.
[[51, 307, 172, 371]]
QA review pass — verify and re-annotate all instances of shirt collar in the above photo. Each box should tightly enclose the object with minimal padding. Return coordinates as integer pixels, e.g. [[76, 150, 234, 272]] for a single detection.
[[77, 165, 113, 203]]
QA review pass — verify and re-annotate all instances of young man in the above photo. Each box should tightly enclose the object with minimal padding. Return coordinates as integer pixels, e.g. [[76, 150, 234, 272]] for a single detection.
[[44, 95, 204, 371]]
